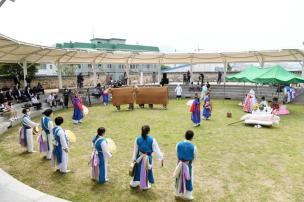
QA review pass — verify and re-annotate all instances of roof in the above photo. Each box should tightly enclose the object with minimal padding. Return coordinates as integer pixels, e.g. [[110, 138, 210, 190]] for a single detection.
[[0, 33, 304, 65]]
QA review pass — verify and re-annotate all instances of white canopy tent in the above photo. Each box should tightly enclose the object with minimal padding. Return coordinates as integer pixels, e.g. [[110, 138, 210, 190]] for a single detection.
[[1, 33, 304, 88]]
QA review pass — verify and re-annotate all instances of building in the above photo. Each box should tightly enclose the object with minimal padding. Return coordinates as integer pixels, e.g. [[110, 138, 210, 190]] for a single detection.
[[37, 38, 160, 80]]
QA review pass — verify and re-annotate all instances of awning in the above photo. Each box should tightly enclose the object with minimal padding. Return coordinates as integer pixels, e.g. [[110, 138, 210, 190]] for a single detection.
[[0, 33, 304, 64]]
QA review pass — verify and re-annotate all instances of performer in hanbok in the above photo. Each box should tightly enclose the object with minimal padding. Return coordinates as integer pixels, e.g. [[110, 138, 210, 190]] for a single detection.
[[19, 108, 38, 153], [91, 127, 112, 183], [190, 93, 200, 127], [130, 125, 164, 190], [243, 89, 257, 113], [52, 117, 70, 173], [102, 89, 109, 106], [173, 130, 197, 200], [72, 93, 84, 124], [202, 92, 212, 120], [38, 109, 54, 159]]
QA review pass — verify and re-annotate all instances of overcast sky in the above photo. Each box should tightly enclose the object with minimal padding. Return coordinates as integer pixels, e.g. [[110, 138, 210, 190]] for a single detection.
[[0, 0, 303, 52]]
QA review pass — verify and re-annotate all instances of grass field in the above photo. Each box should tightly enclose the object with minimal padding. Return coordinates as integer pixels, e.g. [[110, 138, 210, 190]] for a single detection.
[[0, 99, 303, 202]]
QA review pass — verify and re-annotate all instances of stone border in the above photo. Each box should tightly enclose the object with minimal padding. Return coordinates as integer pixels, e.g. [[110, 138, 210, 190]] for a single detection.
[[0, 169, 70, 202]]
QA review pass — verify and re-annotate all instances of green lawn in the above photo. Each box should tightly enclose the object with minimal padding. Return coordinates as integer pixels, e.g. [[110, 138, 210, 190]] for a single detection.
[[0, 100, 303, 202]]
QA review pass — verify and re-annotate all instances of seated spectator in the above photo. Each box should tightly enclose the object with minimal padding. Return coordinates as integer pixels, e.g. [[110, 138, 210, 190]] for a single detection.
[[47, 93, 56, 107], [0, 89, 6, 104], [3, 102, 18, 121], [31, 94, 42, 110], [0, 102, 4, 112], [6, 88, 14, 101], [54, 93, 63, 106], [36, 82, 45, 95], [12, 86, 22, 102], [24, 85, 32, 101], [92, 86, 102, 98]]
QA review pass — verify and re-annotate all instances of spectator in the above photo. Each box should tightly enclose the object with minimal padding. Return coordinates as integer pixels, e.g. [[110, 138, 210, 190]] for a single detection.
[[63, 89, 71, 109], [187, 70, 191, 84], [152, 72, 156, 84], [4, 102, 18, 121], [199, 73, 204, 86], [206, 82, 211, 90], [24, 85, 32, 100], [47, 93, 56, 107], [260, 96, 268, 108], [12, 86, 26, 103], [175, 84, 183, 100], [36, 82, 45, 95], [200, 83, 208, 100], [77, 73, 84, 88], [160, 73, 169, 86], [217, 72, 222, 84], [31, 94, 42, 110], [13, 75, 21, 88], [0, 89, 6, 104], [54, 93, 63, 106], [25, 76, 32, 87], [6, 88, 14, 101]]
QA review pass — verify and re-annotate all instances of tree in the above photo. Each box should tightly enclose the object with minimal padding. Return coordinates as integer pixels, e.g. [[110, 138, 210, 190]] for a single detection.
[[61, 64, 79, 76], [0, 63, 38, 81]]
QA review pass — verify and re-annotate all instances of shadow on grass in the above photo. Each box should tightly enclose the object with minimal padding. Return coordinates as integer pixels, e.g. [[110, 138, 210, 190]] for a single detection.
[[128, 186, 159, 201]]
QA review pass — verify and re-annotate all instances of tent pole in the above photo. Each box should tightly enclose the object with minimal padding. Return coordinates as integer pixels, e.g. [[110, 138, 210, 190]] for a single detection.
[[22, 60, 27, 87], [56, 62, 63, 89]]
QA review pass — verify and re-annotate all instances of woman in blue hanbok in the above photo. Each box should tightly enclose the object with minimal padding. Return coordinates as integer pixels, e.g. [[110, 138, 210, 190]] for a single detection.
[[190, 93, 200, 127], [91, 127, 112, 184], [130, 125, 164, 190], [202, 93, 212, 120], [173, 130, 197, 200], [38, 109, 54, 159], [72, 93, 84, 124]]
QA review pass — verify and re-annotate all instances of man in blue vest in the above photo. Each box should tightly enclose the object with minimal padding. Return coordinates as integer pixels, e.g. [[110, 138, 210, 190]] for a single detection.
[[173, 130, 197, 200]]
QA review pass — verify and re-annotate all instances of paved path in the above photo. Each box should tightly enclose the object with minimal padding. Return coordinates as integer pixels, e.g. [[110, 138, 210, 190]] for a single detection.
[[0, 169, 70, 202]]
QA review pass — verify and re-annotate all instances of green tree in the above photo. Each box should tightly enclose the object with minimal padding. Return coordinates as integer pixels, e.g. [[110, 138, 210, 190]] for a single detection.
[[0, 63, 38, 80], [61, 64, 79, 76]]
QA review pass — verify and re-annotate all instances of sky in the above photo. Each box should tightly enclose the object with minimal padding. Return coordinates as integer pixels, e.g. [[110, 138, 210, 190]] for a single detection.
[[0, 0, 303, 53]]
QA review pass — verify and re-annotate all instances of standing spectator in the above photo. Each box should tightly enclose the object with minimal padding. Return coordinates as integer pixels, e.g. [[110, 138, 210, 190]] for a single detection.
[[47, 93, 56, 107], [123, 72, 128, 85], [187, 70, 191, 84], [63, 89, 71, 109], [25, 76, 32, 87], [77, 73, 84, 88], [182, 73, 186, 84], [152, 72, 156, 84], [199, 73, 204, 86], [6, 88, 14, 101], [175, 84, 183, 100], [13, 75, 21, 88], [217, 72, 222, 84], [200, 83, 208, 100], [31, 94, 42, 110], [0, 89, 6, 104], [206, 82, 211, 90]]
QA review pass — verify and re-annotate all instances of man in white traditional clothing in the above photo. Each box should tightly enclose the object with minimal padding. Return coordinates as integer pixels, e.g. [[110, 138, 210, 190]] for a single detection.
[[52, 117, 70, 173], [19, 108, 39, 153], [175, 84, 183, 100]]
